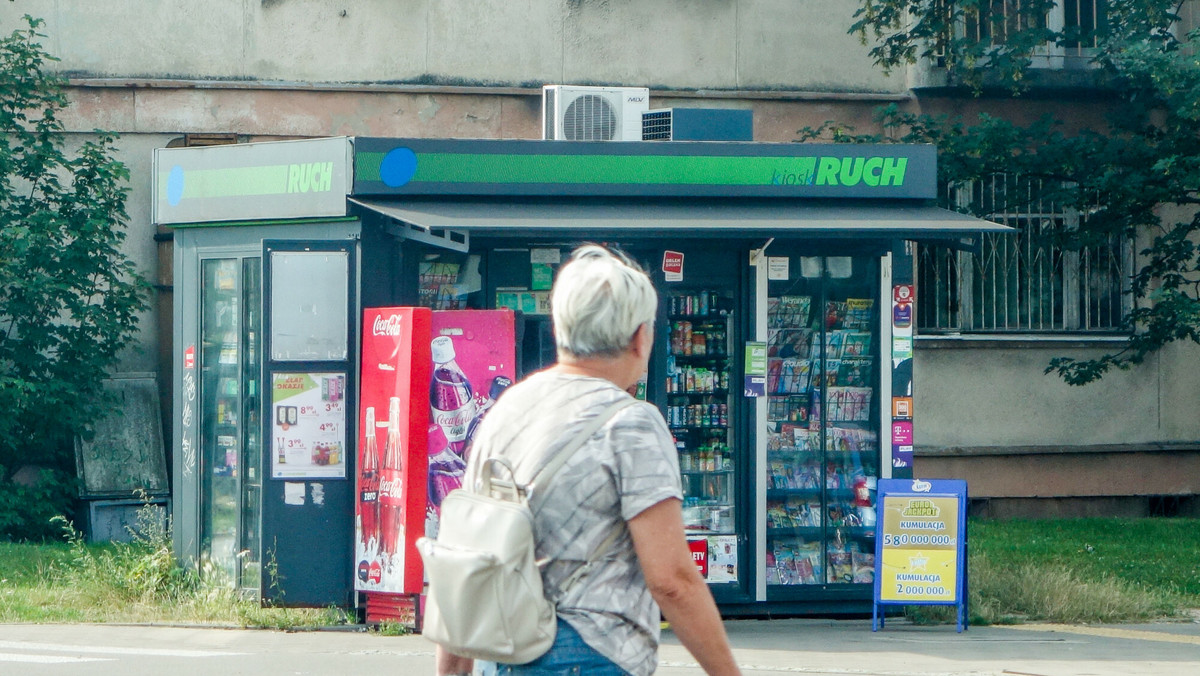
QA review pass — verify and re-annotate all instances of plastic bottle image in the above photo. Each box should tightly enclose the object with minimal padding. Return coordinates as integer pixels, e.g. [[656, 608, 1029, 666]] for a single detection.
[[464, 375, 512, 458], [430, 337, 476, 456], [426, 423, 465, 513], [378, 397, 405, 558]]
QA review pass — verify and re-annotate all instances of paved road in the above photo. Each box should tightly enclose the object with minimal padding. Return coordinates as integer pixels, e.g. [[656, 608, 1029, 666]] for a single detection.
[[1, 617, 1199, 675]]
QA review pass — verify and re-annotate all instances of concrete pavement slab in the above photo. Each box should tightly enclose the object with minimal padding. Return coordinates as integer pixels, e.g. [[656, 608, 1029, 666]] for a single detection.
[[0, 617, 1197, 674]]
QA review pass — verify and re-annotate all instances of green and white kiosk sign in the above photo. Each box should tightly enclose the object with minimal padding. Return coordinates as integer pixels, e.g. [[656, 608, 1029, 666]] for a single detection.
[[153, 137, 353, 225]]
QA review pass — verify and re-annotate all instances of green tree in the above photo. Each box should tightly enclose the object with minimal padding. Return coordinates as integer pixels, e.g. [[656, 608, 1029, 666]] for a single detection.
[[832, 0, 1200, 384], [0, 15, 149, 537]]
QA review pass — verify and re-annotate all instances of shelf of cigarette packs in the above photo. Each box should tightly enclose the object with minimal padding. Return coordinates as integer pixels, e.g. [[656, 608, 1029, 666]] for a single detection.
[[667, 291, 735, 536]]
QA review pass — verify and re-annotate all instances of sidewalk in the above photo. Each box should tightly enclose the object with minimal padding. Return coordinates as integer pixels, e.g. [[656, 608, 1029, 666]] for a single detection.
[[1, 616, 1198, 674], [657, 616, 1200, 675]]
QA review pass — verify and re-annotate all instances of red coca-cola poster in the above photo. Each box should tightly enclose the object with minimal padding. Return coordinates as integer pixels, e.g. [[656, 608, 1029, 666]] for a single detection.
[[355, 307, 431, 595], [426, 310, 516, 537]]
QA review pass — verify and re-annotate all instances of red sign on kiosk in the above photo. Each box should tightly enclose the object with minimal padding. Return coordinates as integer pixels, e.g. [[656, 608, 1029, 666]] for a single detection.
[[355, 307, 431, 596], [662, 250, 684, 282], [687, 538, 709, 578]]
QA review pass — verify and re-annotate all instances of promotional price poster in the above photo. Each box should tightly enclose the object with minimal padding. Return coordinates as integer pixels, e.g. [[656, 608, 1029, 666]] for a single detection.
[[426, 310, 516, 536], [355, 308, 431, 595], [270, 373, 347, 479]]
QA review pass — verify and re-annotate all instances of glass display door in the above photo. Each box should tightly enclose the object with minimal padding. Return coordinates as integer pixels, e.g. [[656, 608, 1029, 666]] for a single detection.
[[667, 288, 737, 548], [763, 255, 880, 592], [199, 257, 262, 592], [651, 245, 745, 594]]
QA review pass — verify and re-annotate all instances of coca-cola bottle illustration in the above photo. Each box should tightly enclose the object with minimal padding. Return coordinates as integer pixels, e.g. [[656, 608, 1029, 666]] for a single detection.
[[378, 397, 405, 558], [358, 406, 381, 557], [430, 337, 476, 456], [464, 375, 513, 459], [427, 423, 466, 513]]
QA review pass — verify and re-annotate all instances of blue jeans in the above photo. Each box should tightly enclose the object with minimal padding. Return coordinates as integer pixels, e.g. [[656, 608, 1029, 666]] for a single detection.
[[480, 618, 630, 676]]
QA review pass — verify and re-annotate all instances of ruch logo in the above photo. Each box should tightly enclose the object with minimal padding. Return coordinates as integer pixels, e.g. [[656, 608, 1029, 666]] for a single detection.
[[770, 156, 908, 188], [372, 314, 404, 336], [287, 161, 334, 193]]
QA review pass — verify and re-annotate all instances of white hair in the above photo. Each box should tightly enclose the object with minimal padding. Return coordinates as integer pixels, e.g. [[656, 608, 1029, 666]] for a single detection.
[[551, 245, 658, 358]]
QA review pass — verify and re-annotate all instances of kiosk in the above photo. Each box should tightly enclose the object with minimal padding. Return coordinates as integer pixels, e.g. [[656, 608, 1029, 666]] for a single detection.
[[158, 137, 1005, 613]]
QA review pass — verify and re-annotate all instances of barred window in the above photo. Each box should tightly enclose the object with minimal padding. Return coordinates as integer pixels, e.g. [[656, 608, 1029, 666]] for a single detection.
[[946, 1, 1107, 61], [917, 175, 1131, 333]]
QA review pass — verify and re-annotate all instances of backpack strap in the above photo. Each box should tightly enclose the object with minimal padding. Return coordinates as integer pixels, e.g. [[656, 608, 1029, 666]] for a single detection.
[[473, 394, 639, 595], [528, 396, 638, 595], [528, 396, 638, 491]]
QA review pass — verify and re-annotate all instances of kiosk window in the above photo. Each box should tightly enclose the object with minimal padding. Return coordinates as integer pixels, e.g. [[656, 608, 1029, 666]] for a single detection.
[[269, 251, 348, 361], [417, 252, 482, 310]]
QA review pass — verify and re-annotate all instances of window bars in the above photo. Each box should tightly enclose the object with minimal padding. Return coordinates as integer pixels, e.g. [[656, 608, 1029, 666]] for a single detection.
[[934, 1, 1106, 62], [917, 174, 1131, 333]]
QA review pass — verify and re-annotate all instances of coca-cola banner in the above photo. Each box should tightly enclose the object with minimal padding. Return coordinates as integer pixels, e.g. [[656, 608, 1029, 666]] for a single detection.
[[356, 308, 431, 595], [270, 372, 347, 479], [426, 310, 516, 537]]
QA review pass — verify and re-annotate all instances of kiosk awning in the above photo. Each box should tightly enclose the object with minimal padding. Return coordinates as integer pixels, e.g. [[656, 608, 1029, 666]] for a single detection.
[[349, 198, 1009, 242]]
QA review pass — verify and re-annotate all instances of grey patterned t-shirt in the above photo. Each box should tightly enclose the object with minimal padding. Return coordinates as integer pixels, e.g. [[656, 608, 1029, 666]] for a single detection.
[[464, 371, 682, 676]]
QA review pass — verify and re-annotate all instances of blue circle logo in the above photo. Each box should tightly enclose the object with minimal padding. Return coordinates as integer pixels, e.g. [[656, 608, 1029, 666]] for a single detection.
[[166, 165, 185, 206], [379, 147, 418, 188]]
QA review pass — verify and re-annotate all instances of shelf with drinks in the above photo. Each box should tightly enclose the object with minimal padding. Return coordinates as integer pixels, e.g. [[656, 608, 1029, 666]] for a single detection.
[[683, 496, 734, 535], [667, 290, 733, 318]]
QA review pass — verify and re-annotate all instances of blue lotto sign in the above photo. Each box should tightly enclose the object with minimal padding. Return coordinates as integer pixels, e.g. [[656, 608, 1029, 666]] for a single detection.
[[873, 478, 968, 633]]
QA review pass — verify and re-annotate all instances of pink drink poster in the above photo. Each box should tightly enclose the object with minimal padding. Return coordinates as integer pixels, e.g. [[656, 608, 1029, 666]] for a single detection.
[[427, 310, 516, 537]]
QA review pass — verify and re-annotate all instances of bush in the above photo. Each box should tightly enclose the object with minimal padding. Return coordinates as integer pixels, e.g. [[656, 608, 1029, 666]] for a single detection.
[[0, 465, 77, 541]]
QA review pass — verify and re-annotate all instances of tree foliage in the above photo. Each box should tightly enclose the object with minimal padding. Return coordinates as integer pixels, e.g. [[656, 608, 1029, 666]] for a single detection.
[[838, 0, 1200, 384], [0, 15, 149, 495]]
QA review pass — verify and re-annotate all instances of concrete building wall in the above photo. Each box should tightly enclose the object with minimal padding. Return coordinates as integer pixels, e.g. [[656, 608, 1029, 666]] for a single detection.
[[6, 1, 1199, 514], [7, 0, 897, 93], [915, 341, 1162, 449]]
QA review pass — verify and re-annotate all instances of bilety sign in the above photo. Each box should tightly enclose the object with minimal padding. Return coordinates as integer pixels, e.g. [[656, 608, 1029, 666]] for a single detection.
[[873, 478, 968, 633]]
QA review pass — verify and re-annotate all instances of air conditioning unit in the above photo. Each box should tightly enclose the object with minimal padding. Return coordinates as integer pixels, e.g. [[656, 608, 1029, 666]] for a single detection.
[[642, 108, 754, 142], [542, 85, 650, 141]]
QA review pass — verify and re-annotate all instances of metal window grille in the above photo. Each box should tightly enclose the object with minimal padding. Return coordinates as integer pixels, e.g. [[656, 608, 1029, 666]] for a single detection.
[[962, 0, 1049, 47], [936, 1, 1106, 59], [917, 174, 1131, 333]]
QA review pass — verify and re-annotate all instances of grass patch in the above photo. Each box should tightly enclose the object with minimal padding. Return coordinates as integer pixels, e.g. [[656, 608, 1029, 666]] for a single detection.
[[5, 513, 1199, 628], [0, 509, 350, 628], [904, 517, 1200, 625]]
